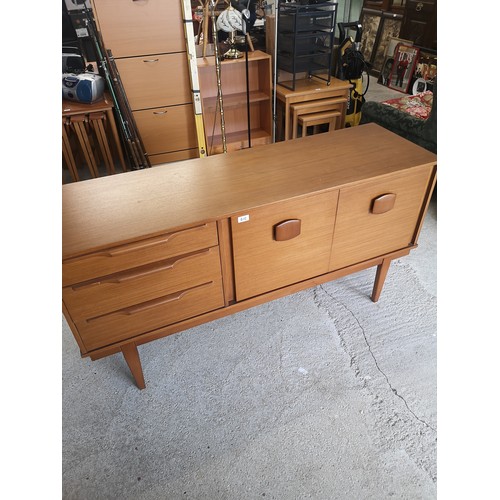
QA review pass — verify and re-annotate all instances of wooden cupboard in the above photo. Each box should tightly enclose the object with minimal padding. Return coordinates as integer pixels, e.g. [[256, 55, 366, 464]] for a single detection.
[[90, 0, 200, 165], [62, 124, 437, 389], [399, 0, 437, 51], [231, 191, 339, 301]]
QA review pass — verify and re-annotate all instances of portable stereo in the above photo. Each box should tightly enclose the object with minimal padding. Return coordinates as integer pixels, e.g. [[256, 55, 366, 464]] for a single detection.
[[62, 52, 85, 73], [62, 73, 105, 104]]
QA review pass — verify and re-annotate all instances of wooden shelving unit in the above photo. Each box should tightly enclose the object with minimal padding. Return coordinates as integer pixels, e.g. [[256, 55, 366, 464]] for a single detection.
[[197, 50, 273, 155]]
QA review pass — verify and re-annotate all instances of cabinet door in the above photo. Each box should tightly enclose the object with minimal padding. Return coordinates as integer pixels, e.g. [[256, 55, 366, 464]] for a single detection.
[[330, 165, 433, 270], [399, 0, 437, 50], [92, 0, 185, 57], [231, 191, 339, 301]]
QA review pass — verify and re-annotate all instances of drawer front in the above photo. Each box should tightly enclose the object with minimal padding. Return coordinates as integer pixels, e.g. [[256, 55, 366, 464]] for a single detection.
[[63, 222, 218, 286], [149, 149, 199, 165], [76, 279, 225, 352], [133, 104, 198, 155], [115, 53, 191, 110], [92, 0, 185, 57], [64, 246, 222, 321], [330, 166, 433, 270], [231, 190, 339, 301]]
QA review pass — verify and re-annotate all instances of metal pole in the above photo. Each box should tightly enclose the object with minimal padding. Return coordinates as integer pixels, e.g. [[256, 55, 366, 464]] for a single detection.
[[210, 0, 227, 153]]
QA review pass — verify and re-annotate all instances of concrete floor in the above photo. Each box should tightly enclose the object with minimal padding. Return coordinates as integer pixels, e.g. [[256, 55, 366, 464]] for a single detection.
[[62, 189, 437, 499]]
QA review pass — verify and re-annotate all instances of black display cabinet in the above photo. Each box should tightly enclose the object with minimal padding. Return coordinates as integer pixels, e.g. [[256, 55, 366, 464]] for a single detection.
[[277, 0, 338, 91]]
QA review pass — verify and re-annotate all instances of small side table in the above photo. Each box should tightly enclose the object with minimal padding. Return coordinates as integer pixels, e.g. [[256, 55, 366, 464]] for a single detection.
[[275, 76, 352, 141], [62, 92, 127, 182]]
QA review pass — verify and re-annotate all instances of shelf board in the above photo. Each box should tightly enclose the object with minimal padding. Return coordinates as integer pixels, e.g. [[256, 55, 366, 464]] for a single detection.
[[202, 91, 270, 112], [206, 128, 272, 151]]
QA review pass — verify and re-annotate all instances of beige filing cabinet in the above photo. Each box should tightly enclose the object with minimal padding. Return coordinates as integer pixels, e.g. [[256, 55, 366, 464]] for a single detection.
[[90, 0, 200, 165]]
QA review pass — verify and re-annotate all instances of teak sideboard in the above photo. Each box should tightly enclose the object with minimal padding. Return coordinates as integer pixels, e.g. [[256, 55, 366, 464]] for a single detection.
[[62, 124, 437, 389]]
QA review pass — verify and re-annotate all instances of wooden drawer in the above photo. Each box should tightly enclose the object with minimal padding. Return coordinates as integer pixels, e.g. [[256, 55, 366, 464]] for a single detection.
[[149, 149, 199, 165], [63, 222, 218, 286], [92, 0, 185, 58], [115, 53, 191, 110], [231, 190, 339, 301], [133, 104, 198, 155], [76, 279, 225, 352], [64, 246, 221, 321], [330, 166, 433, 270]]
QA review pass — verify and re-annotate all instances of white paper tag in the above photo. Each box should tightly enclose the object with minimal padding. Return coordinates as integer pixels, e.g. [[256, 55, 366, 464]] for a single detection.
[[237, 214, 250, 223]]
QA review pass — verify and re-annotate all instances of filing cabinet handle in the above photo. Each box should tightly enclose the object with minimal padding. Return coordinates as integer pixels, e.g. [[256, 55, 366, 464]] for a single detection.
[[143, 59, 159, 63], [153, 110, 168, 115], [371, 193, 397, 214], [274, 219, 301, 241]]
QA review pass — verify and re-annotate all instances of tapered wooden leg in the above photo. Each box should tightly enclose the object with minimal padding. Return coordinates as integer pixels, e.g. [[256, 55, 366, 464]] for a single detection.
[[371, 258, 391, 302], [121, 343, 146, 389]]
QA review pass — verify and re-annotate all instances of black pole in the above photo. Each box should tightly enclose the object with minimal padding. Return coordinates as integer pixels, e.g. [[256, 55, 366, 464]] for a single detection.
[[243, 8, 252, 149], [245, 36, 251, 148]]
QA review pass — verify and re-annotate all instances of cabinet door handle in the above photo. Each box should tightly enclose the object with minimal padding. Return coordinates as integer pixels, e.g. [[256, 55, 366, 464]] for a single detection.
[[371, 193, 397, 214], [416, 2, 423, 11], [143, 58, 159, 63], [274, 219, 301, 241]]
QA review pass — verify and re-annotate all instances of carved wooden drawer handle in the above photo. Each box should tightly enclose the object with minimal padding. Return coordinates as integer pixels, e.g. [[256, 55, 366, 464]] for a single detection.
[[71, 249, 211, 290], [274, 219, 301, 241], [371, 193, 397, 214], [121, 284, 209, 315], [101, 224, 208, 257], [86, 282, 213, 322]]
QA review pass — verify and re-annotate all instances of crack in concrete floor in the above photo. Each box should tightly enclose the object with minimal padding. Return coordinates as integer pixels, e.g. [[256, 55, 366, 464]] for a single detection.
[[317, 283, 436, 433]]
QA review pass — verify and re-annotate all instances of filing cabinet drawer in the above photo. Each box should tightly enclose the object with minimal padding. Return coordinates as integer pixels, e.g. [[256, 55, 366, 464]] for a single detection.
[[64, 246, 222, 321], [149, 149, 199, 165], [115, 53, 192, 110], [63, 222, 218, 286], [76, 279, 225, 351], [91, 0, 185, 57], [133, 104, 198, 155]]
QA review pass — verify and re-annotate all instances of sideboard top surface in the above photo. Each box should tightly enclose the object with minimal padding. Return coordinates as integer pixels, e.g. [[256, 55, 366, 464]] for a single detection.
[[63, 124, 436, 259]]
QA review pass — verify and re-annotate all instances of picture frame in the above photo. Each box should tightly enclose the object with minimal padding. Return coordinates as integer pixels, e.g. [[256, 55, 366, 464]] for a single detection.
[[414, 50, 437, 83], [377, 36, 413, 86], [409, 50, 437, 94], [359, 8, 382, 65], [388, 43, 420, 93], [370, 12, 404, 75]]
